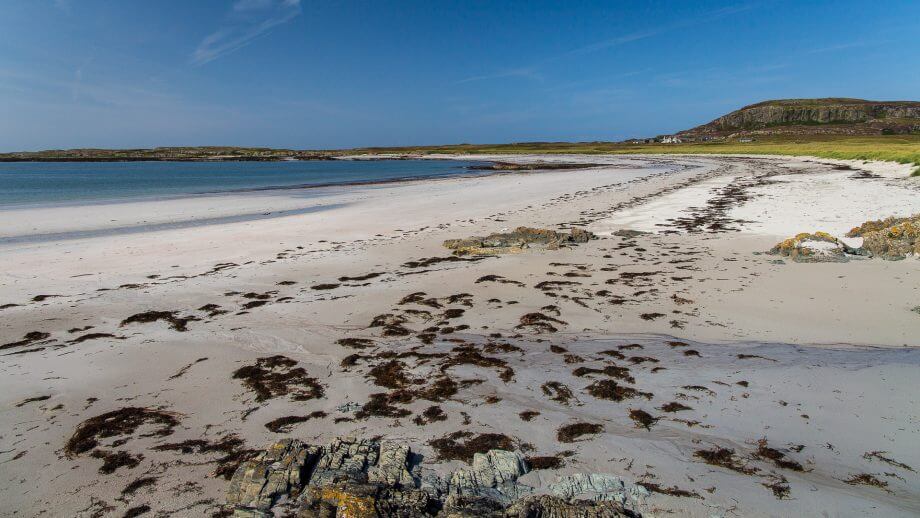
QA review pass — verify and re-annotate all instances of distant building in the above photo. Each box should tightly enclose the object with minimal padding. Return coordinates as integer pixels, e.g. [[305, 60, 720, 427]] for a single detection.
[[661, 135, 683, 144], [738, 137, 755, 143]]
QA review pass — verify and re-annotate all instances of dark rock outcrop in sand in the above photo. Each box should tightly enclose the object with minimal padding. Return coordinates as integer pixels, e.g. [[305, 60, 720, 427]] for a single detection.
[[444, 227, 595, 256], [224, 437, 644, 517]]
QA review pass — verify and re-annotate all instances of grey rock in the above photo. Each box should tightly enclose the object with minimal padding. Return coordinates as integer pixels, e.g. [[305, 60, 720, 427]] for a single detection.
[[225, 438, 646, 517], [367, 440, 416, 488], [310, 436, 381, 486], [549, 473, 648, 505], [449, 450, 531, 502], [443, 227, 596, 255], [505, 494, 636, 518], [226, 438, 320, 510]]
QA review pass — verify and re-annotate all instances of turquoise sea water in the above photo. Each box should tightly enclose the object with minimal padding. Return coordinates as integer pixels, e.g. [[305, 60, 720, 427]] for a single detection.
[[0, 159, 487, 207]]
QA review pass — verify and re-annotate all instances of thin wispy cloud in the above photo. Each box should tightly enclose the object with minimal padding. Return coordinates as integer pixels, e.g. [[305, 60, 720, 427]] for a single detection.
[[455, 67, 541, 84], [806, 40, 879, 54], [457, 3, 758, 84], [568, 3, 756, 56], [191, 0, 301, 66]]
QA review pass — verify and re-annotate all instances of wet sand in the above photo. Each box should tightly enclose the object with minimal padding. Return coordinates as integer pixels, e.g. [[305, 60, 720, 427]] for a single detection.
[[1, 154, 918, 517]]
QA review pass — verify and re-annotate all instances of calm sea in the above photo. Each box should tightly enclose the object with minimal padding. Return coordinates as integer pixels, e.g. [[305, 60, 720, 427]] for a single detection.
[[0, 159, 488, 208]]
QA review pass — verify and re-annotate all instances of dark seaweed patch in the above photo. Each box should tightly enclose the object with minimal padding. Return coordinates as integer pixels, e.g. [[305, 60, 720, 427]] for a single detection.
[[660, 402, 693, 412], [153, 434, 258, 480], [311, 283, 341, 290], [541, 382, 574, 405], [430, 431, 516, 463], [232, 356, 324, 402], [336, 338, 375, 349], [557, 422, 603, 443], [338, 272, 385, 282], [586, 380, 651, 402], [65, 407, 180, 456], [526, 455, 565, 470], [355, 393, 412, 419], [640, 482, 701, 498], [264, 411, 327, 433], [519, 410, 540, 422], [120, 311, 199, 332], [413, 405, 448, 426], [694, 447, 758, 475], [628, 409, 659, 430], [1, 331, 51, 350], [121, 476, 158, 496], [90, 450, 143, 474], [123, 504, 152, 517], [15, 394, 51, 407]]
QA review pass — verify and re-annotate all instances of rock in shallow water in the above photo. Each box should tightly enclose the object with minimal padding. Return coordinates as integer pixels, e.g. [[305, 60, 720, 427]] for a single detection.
[[225, 437, 641, 517]]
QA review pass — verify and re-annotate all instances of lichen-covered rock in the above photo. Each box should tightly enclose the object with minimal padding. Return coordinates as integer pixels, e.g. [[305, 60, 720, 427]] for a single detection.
[[367, 441, 415, 488], [310, 437, 385, 487], [448, 450, 530, 502], [768, 232, 854, 263], [444, 227, 596, 255], [847, 214, 920, 260], [505, 494, 635, 518], [225, 438, 644, 517], [226, 438, 320, 510], [298, 483, 436, 518], [549, 473, 648, 505]]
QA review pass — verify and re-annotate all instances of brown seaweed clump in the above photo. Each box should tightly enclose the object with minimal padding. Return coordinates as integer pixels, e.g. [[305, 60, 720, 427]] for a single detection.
[[526, 455, 566, 470], [755, 438, 804, 471], [660, 402, 693, 412], [430, 431, 516, 463], [120, 310, 200, 332], [628, 409, 659, 430], [336, 338, 375, 349], [585, 380, 651, 402], [516, 312, 567, 333], [557, 422, 603, 443], [153, 434, 258, 479], [541, 382, 575, 405], [355, 393, 412, 420], [64, 407, 181, 456], [694, 447, 758, 475], [232, 355, 324, 402], [264, 411, 328, 433], [90, 450, 143, 474], [843, 473, 889, 490], [639, 482, 701, 499]]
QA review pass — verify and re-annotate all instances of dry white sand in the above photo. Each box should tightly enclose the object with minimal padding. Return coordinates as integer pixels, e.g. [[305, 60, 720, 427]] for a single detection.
[[1, 154, 918, 517]]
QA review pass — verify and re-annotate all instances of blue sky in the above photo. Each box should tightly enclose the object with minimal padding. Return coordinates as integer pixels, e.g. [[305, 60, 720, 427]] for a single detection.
[[1, 0, 918, 151]]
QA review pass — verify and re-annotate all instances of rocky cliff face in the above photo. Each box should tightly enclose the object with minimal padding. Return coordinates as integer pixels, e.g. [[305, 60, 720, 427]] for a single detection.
[[680, 98, 920, 136]]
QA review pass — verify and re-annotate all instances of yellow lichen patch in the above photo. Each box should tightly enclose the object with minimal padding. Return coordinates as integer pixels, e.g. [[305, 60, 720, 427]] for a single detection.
[[317, 487, 378, 518], [771, 232, 837, 255]]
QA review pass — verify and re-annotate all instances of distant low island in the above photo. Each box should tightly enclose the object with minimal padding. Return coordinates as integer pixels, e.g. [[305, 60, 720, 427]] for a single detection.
[[3, 98, 919, 175]]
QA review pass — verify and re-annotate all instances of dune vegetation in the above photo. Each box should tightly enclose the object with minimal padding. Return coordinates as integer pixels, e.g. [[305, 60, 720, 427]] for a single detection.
[[354, 134, 920, 176]]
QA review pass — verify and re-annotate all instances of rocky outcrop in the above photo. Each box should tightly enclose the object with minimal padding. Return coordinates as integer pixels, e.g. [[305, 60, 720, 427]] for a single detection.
[[444, 227, 595, 255], [846, 214, 920, 260], [224, 437, 643, 517], [680, 98, 920, 136], [768, 232, 861, 263], [769, 215, 920, 262]]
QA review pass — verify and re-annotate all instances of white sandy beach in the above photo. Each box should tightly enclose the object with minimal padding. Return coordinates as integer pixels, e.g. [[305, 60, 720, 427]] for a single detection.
[[1, 154, 919, 517]]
